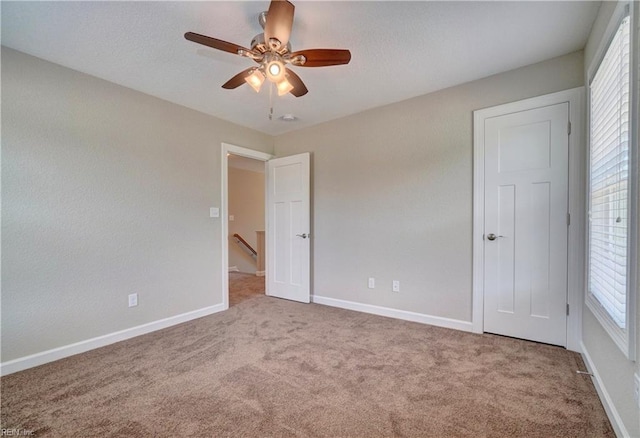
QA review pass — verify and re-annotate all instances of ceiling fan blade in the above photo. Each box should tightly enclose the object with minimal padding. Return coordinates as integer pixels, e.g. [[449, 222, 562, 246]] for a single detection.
[[264, 0, 295, 50], [290, 49, 351, 67], [285, 68, 308, 97], [222, 68, 255, 89], [184, 32, 250, 56]]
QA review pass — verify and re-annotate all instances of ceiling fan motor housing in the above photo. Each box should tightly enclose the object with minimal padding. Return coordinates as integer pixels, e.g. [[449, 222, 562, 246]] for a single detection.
[[251, 33, 291, 56]]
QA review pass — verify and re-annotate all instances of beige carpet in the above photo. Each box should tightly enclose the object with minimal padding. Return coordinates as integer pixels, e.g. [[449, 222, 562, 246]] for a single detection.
[[1, 276, 613, 437], [229, 272, 265, 306]]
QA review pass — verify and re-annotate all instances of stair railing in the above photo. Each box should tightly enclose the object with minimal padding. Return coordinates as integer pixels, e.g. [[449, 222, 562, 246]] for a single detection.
[[233, 233, 257, 259]]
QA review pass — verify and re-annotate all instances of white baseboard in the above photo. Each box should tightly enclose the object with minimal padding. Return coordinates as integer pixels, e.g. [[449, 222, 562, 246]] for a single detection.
[[255, 271, 265, 277], [0, 304, 225, 376], [312, 295, 473, 333], [228, 266, 239, 272], [580, 341, 630, 438]]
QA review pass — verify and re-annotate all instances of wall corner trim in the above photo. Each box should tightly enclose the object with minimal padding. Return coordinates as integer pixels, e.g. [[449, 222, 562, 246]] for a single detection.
[[580, 341, 631, 438], [0, 304, 226, 376], [312, 295, 473, 332]]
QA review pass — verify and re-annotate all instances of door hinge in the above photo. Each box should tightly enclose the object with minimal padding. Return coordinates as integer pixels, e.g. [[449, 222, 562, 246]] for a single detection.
[[567, 304, 570, 316], [567, 213, 571, 226], [567, 121, 572, 135]]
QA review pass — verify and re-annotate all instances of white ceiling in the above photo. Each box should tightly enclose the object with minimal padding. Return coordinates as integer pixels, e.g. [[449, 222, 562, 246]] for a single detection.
[[1, 1, 600, 136]]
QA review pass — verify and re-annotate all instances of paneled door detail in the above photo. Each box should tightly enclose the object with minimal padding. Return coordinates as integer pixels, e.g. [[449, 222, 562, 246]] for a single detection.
[[267, 153, 310, 303], [483, 103, 569, 346]]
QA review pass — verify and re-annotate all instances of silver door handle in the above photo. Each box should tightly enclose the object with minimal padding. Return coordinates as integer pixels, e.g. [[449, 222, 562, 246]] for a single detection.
[[296, 233, 309, 239], [486, 233, 504, 241]]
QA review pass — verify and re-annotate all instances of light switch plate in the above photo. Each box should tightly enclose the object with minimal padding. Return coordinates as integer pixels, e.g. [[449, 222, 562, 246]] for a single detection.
[[210, 207, 220, 218], [368, 278, 375, 289]]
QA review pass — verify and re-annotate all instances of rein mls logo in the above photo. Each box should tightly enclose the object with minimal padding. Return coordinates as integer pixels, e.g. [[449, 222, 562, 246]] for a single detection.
[[1, 429, 34, 436]]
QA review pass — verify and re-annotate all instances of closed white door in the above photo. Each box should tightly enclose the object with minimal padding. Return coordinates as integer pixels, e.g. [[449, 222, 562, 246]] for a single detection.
[[483, 103, 569, 346], [267, 153, 310, 303]]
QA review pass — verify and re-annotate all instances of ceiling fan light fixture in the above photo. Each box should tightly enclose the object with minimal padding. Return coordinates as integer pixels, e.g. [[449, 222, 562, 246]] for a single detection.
[[269, 62, 280, 76], [276, 77, 294, 96], [245, 69, 265, 93], [266, 59, 285, 82]]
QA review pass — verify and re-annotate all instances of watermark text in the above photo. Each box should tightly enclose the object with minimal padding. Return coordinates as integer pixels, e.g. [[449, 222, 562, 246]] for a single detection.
[[1, 428, 34, 436]]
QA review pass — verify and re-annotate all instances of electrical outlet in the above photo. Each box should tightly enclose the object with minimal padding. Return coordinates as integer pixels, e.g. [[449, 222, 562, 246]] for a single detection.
[[634, 373, 640, 409], [229, 215, 235, 221], [392, 280, 400, 292], [368, 277, 375, 289], [128, 293, 138, 308]]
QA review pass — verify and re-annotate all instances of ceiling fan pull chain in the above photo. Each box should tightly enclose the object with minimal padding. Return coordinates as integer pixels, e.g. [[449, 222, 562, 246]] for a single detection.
[[269, 82, 274, 121]]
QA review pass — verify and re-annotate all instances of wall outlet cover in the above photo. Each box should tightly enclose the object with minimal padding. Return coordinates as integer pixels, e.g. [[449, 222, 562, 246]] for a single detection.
[[392, 280, 400, 292], [128, 293, 138, 307]]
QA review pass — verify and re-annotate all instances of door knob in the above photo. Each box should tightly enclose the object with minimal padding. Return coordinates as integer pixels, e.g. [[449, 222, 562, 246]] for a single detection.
[[486, 233, 504, 241], [296, 233, 308, 239]]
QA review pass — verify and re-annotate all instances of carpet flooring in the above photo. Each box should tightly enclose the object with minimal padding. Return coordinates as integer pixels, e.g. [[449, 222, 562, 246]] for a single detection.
[[229, 272, 265, 306], [1, 275, 613, 437]]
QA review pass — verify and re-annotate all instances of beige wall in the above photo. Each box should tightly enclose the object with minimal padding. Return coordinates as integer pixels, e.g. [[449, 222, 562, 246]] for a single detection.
[[1, 48, 273, 362], [581, 2, 640, 436], [275, 51, 584, 323], [228, 166, 265, 274]]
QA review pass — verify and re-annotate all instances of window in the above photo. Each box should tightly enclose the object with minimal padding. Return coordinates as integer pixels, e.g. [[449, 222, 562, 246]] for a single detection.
[[587, 8, 636, 358]]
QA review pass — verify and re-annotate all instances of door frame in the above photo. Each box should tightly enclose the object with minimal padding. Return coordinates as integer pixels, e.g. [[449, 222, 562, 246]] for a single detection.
[[221, 143, 273, 310], [472, 87, 584, 352]]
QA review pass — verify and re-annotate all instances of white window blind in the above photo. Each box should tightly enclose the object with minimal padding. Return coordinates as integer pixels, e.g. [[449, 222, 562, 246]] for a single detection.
[[588, 14, 631, 329]]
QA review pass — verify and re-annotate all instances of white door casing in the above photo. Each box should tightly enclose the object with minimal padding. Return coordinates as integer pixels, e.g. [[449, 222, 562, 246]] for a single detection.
[[473, 88, 584, 352], [483, 102, 569, 346], [267, 153, 311, 303]]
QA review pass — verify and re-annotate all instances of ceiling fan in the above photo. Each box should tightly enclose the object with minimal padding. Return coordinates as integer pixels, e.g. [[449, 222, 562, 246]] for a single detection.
[[184, 0, 351, 98]]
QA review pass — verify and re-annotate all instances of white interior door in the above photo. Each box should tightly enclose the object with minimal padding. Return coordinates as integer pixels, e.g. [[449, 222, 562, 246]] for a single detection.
[[267, 153, 310, 303], [483, 103, 569, 346]]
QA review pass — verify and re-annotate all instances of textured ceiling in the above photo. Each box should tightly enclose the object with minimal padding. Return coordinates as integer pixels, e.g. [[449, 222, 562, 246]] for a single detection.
[[1, 1, 600, 135]]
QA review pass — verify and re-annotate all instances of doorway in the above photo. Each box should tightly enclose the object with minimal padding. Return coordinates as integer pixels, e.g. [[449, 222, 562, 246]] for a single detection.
[[222, 144, 272, 309], [472, 88, 584, 351], [222, 143, 312, 309], [227, 154, 267, 306]]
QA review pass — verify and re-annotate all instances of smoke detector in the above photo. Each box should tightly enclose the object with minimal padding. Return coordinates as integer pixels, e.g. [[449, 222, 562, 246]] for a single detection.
[[279, 114, 298, 122]]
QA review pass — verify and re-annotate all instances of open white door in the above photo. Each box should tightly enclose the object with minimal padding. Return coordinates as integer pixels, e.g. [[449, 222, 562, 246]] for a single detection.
[[267, 153, 310, 303]]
